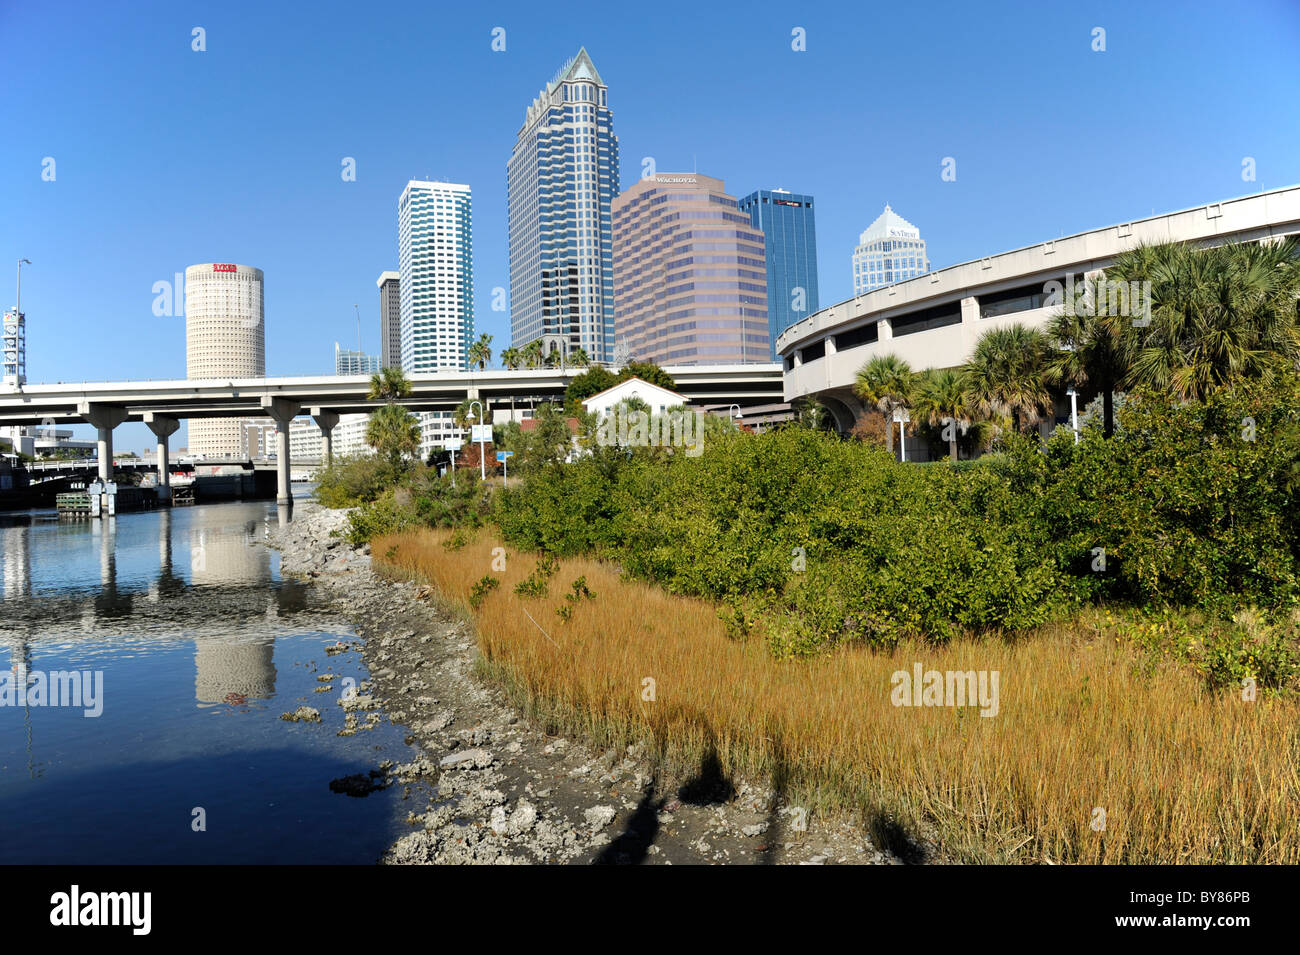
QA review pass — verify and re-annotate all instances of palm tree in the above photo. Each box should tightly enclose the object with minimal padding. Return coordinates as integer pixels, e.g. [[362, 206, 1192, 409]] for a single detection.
[[367, 367, 411, 401], [854, 354, 916, 457], [568, 346, 591, 368], [964, 325, 1053, 434], [1044, 286, 1130, 437], [523, 339, 545, 369], [366, 403, 421, 475], [914, 367, 973, 461], [500, 346, 523, 370], [1111, 238, 1300, 402], [467, 333, 494, 372]]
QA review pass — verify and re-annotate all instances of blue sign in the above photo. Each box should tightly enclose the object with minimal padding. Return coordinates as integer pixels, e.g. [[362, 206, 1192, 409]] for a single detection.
[[496, 451, 514, 462]]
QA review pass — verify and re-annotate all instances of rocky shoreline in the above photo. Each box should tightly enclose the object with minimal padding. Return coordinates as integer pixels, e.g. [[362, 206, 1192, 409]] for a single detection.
[[269, 501, 899, 865]]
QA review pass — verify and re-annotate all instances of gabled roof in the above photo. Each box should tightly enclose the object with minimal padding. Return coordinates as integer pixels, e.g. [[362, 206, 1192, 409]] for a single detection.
[[580, 375, 687, 409]]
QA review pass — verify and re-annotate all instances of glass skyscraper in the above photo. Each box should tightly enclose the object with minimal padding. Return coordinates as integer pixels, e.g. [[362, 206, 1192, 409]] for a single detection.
[[334, 342, 381, 375], [398, 180, 474, 372], [737, 188, 819, 359], [508, 48, 620, 362], [852, 205, 930, 294]]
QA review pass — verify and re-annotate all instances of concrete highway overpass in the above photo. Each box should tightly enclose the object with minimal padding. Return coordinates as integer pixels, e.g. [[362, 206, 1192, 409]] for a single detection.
[[0, 364, 782, 504], [776, 185, 1300, 432]]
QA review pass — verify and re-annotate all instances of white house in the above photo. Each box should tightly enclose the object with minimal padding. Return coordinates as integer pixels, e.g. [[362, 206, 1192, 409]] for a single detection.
[[581, 376, 689, 417]]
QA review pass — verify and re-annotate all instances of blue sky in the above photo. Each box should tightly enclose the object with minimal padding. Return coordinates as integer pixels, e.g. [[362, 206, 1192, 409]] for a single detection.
[[3, 0, 1298, 451]]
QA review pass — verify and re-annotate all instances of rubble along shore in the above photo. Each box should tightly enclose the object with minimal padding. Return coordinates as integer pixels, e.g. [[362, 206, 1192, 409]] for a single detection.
[[269, 501, 899, 865]]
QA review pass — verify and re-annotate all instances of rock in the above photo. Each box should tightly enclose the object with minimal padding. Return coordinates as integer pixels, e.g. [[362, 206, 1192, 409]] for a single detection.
[[439, 748, 494, 770], [583, 805, 616, 831], [280, 706, 321, 723], [741, 823, 769, 838]]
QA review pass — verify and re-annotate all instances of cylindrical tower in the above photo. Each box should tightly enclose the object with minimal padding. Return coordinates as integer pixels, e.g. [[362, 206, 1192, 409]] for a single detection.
[[184, 263, 265, 458]]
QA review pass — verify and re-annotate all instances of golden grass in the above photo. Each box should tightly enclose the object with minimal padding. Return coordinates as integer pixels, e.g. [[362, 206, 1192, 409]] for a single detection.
[[375, 528, 1300, 864]]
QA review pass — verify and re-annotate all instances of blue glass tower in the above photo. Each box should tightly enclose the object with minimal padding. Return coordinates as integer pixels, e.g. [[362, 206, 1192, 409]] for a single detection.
[[737, 189, 820, 359]]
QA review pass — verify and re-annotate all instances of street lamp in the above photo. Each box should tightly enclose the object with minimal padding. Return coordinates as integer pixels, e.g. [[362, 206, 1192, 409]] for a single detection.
[[1066, 386, 1080, 444], [728, 404, 742, 430], [467, 400, 487, 479], [16, 259, 31, 314]]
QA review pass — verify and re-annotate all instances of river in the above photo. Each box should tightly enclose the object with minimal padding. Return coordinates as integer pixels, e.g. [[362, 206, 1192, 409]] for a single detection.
[[0, 493, 427, 864]]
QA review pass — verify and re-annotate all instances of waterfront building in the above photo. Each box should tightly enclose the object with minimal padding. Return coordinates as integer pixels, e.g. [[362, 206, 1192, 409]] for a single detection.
[[184, 263, 266, 458], [334, 342, 381, 376], [738, 189, 819, 359], [508, 47, 620, 362], [377, 271, 402, 369], [398, 181, 474, 372], [612, 173, 769, 365], [852, 205, 930, 294]]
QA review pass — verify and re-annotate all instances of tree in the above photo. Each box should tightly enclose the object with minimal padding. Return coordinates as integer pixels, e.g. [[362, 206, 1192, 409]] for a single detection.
[[564, 367, 618, 415], [365, 403, 421, 476], [964, 325, 1053, 434], [468, 333, 494, 371], [853, 354, 916, 457], [523, 339, 545, 369], [500, 346, 523, 370], [569, 346, 591, 368], [1044, 288, 1129, 438], [499, 402, 572, 473], [618, 361, 676, 391], [368, 367, 411, 401], [914, 367, 974, 461], [1110, 238, 1300, 403]]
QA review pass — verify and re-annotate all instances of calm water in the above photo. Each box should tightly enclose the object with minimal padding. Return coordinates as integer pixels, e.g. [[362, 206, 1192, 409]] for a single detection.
[[0, 495, 425, 864]]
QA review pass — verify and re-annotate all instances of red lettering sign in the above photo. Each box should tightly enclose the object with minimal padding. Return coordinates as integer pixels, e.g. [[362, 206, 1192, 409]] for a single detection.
[[213, 263, 237, 272]]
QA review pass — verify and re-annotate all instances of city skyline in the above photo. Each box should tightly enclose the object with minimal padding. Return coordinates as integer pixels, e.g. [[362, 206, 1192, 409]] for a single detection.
[[5, 0, 1299, 449]]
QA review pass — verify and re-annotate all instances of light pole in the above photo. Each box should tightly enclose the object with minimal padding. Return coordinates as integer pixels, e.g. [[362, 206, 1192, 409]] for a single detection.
[[353, 304, 361, 359], [17, 258, 31, 314], [1067, 386, 1080, 444], [467, 400, 486, 479], [728, 403, 742, 430]]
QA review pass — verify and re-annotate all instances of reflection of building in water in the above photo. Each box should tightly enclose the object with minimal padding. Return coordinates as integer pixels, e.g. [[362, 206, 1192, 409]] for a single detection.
[[194, 636, 277, 704], [3, 523, 31, 601], [187, 512, 270, 586]]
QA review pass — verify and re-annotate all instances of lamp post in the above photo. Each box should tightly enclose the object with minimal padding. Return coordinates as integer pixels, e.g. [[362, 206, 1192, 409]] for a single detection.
[[353, 304, 361, 360], [17, 258, 31, 314], [728, 403, 742, 431], [467, 400, 486, 479], [1067, 386, 1080, 444]]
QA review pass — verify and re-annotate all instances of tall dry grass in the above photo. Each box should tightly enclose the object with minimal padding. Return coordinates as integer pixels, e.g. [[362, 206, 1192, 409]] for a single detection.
[[375, 528, 1300, 864]]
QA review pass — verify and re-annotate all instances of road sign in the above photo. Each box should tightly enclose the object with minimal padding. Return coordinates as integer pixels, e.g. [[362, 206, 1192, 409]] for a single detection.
[[444, 438, 463, 451], [471, 425, 492, 443], [496, 451, 514, 463], [892, 408, 910, 423]]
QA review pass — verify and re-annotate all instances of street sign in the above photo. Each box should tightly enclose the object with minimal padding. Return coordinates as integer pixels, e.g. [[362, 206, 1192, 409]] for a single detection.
[[444, 438, 463, 451], [496, 451, 514, 463], [471, 425, 492, 443], [892, 408, 910, 423]]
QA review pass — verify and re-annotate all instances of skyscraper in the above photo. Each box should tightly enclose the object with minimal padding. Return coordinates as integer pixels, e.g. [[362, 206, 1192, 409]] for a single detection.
[[185, 263, 265, 457], [612, 173, 769, 365], [738, 189, 819, 359], [397, 180, 473, 372], [334, 342, 380, 375], [508, 48, 620, 362], [852, 205, 930, 294], [376, 270, 401, 369]]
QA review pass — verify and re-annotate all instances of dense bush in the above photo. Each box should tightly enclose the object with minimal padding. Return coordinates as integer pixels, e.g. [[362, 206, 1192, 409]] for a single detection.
[[315, 454, 390, 507], [495, 374, 1300, 655], [341, 466, 493, 548]]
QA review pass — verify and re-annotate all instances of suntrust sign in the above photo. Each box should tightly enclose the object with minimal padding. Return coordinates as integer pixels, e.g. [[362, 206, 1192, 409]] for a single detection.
[[212, 263, 237, 272]]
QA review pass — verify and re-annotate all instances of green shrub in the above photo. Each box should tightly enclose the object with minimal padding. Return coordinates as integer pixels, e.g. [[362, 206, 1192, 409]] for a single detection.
[[316, 454, 390, 507]]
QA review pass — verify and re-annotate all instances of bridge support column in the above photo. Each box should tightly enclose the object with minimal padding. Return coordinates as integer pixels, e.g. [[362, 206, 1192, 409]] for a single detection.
[[260, 397, 301, 506], [143, 413, 180, 500], [310, 408, 339, 469], [77, 403, 129, 505]]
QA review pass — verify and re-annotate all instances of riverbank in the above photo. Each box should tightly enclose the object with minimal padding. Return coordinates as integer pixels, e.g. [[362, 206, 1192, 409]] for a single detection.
[[270, 502, 899, 864]]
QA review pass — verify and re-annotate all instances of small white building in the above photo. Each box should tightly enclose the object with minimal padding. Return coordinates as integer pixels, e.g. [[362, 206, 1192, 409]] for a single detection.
[[581, 376, 689, 417]]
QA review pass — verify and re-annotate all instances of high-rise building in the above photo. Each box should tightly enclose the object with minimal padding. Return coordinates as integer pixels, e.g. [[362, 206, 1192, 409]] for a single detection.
[[738, 188, 819, 358], [612, 174, 769, 365], [508, 48, 620, 363], [185, 263, 265, 457], [852, 205, 930, 294], [334, 342, 381, 375], [398, 181, 474, 372], [376, 270, 401, 369]]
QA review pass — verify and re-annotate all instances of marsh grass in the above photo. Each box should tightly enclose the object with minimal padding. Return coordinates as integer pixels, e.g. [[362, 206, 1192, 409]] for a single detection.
[[376, 527, 1300, 864]]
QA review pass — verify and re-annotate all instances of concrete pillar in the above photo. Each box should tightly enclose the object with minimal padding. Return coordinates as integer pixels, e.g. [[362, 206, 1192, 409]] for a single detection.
[[310, 408, 339, 469], [144, 413, 180, 500], [78, 402, 129, 505], [260, 397, 301, 506], [960, 296, 980, 324]]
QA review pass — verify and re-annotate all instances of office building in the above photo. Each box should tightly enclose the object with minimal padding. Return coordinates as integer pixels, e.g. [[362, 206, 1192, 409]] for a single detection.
[[508, 47, 620, 362], [398, 181, 474, 371], [377, 270, 401, 369], [738, 188, 819, 358], [335, 342, 381, 376], [852, 205, 930, 294], [612, 173, 768, 365], [185, 263, 266, 457]]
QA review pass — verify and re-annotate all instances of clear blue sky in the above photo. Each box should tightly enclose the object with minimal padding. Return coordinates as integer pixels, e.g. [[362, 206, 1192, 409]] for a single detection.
[[3, 0, 1298, 451]]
